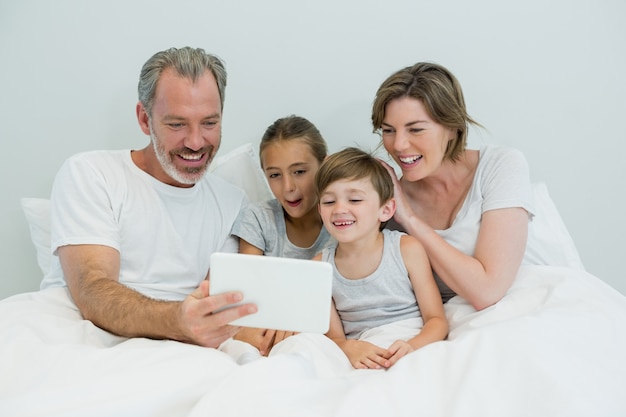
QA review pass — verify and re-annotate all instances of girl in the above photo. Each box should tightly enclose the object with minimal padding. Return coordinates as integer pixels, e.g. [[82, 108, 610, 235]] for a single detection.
[[226, 115, 333, 358], [232, 115, 332, 259]]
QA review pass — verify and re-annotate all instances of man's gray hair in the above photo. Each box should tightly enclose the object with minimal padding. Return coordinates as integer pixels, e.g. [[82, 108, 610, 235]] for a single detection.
[[138, 46, 227, 116]]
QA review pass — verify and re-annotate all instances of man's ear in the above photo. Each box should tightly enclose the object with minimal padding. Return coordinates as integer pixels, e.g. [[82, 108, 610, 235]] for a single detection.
[[379, 197, 396, 222], [136, 102, 151, 136]]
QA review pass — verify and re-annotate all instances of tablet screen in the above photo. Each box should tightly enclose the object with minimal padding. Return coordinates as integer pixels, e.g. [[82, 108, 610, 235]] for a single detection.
[[209, 252, 333, 333]]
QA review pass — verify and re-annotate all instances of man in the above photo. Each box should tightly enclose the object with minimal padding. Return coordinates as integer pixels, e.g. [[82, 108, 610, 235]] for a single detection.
[[40, 47, 256, 347]]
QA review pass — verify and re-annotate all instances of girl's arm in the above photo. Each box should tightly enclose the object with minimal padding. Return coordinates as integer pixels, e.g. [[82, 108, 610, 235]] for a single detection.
[[238, 238, 264, 255], [232, 238, 272, 353]]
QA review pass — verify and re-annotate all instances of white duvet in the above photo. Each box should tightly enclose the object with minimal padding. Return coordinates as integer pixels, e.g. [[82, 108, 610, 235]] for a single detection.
[[2, 265, 626, 417]]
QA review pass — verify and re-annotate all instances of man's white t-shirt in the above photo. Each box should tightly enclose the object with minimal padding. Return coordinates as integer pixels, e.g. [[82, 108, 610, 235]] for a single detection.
[[40, 150, 247, 301]]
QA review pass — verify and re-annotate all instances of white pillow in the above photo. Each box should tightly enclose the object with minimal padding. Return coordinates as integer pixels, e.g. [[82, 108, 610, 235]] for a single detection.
[[527, 182, 585, 270], [20, 197, 52, 275], [209, 142, 273, 203], [21, 143, 273, 275]]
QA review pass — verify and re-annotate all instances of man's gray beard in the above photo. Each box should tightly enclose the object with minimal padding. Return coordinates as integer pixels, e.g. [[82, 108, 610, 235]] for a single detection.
[[150, 130, 207, 186]]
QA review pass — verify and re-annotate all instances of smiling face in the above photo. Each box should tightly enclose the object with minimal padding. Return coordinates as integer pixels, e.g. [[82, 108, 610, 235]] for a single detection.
[[380, 96, 456, 182], [318, 177, 395, 243], [261, 139, 322, 221], [137, 67, 222, 187]]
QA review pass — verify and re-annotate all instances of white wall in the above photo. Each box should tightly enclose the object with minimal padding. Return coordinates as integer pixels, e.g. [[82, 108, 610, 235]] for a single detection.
[[1, 0, 624, 299]]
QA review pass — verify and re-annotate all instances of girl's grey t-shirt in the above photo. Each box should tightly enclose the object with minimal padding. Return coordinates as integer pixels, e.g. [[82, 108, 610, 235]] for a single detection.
[[232, 198, 333, 259]]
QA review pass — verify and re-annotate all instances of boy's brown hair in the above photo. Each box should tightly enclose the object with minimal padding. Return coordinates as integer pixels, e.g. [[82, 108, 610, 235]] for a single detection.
[[315, 147, 394, 205]]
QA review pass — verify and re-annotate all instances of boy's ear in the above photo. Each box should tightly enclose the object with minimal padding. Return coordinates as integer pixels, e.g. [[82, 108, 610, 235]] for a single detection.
[[379, 197, 396, 222]]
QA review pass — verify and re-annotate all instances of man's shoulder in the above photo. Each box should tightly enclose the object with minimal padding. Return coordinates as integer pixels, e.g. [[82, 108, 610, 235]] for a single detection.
[[64, 149, 129, 168], [203, 172, 248, 202]]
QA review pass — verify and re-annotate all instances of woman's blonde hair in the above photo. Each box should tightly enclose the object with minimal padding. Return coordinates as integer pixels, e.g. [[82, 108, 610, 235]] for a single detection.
[[372, 62, 482, 162]]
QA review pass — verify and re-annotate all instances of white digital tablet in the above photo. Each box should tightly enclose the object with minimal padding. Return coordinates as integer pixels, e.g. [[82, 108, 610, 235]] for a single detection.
[[209, 252, 333, 334]]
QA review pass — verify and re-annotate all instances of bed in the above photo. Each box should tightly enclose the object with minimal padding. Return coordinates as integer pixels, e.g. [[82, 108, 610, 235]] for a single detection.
[[2, 144, 626, 417]]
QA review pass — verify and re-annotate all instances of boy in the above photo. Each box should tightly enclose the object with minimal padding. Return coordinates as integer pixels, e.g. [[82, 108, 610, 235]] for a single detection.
[[315, 147, 448, 369]]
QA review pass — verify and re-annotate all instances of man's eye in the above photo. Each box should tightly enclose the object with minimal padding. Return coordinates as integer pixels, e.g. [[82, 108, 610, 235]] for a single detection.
[[168, 123, 184, 129], [202, 121, 217, 127]]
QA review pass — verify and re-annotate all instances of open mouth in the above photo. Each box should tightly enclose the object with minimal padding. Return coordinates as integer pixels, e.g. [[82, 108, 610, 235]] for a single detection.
[[177, 152, 207, 166], [399, 155, 423, 165], [286, 199, 302, 208], [332, 220, 355, 227]]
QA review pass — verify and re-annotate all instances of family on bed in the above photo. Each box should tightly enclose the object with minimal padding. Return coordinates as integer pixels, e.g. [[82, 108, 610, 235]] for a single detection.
[[41, 46, 549, 371]]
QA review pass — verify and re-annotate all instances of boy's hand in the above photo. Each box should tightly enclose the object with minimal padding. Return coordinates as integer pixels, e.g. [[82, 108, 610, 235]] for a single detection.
[[386, 340, 415, 366], [339, 339, 392, 369]]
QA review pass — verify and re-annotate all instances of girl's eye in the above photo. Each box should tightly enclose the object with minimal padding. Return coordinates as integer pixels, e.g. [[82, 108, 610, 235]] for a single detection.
[[267, 173, 280, 179], [294, 170, 306, 176], [321, 200, 335, 205], [349, 199, 363, 203]]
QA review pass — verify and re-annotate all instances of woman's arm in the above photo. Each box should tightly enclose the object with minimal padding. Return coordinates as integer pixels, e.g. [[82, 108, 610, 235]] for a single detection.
[[403, 207, 527, 310], [380, 159, 528, 310]]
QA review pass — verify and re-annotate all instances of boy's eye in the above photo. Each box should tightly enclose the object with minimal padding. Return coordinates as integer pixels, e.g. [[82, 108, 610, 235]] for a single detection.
[[321, 200, 335, 205], [267, 173, 280, 179], [349, 199, 363, 203]]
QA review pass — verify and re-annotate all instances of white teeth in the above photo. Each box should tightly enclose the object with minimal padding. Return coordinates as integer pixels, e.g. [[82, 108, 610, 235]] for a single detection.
[[333, 221, 354, 226], [399, 155, 422, 164], [181, 154, 202, 161]]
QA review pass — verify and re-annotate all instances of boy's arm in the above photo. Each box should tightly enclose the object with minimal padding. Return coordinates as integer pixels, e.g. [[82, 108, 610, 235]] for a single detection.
[[387, 235, 449, 365], [326, 300, 392, 369]]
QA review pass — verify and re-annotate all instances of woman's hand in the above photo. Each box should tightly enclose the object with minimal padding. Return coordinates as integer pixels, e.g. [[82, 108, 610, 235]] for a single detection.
[[377, 159, 415, 229]]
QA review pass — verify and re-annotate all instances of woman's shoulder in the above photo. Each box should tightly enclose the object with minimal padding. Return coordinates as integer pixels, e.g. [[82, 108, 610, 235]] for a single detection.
[[476, 144, 530, 178], [478, 144, 527, 165]]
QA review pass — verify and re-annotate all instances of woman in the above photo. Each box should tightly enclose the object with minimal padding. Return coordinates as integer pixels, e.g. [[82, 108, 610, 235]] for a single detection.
[[373, 62, 534, 310]]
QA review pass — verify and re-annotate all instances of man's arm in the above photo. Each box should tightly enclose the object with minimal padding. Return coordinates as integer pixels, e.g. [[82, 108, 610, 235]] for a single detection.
[[59, 244, 257, 347]]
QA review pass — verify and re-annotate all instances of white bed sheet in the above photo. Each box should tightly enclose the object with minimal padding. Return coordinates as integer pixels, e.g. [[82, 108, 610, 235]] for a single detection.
[[2, 265, 625, 417]]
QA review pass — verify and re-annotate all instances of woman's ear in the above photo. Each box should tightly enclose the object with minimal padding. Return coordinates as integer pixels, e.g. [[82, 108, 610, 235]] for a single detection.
[[136, 102, 151, 136], [379, 197, 396, 222]]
